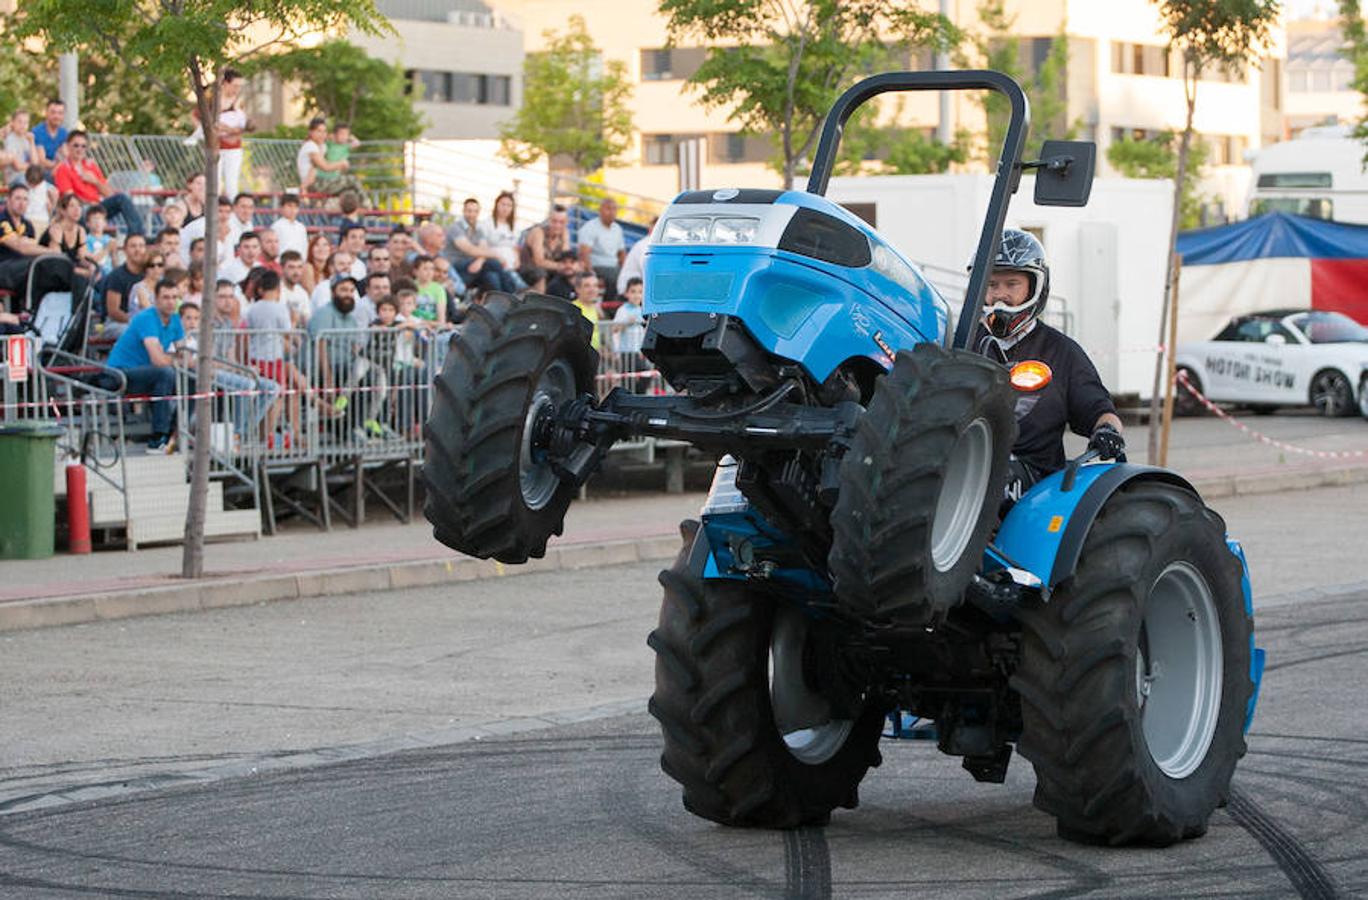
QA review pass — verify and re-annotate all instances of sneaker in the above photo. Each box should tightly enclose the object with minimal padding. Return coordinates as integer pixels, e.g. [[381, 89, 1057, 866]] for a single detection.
[[333, 395, 349, 413], [146, 434, 169, 452], [363, 418, 383, 438]]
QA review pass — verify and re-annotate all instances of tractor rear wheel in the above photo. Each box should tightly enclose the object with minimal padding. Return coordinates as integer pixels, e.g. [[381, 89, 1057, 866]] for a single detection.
[[828, 344, 1015, 627], [1012, 482, 1252, 846], [423, 292, 596, 563], [650, 521, 886, 828]]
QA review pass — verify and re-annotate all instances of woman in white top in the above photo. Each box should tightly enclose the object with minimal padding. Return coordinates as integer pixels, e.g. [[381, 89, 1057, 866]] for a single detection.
[[486, 190, 522, 271], [126, 252, 169, 321]]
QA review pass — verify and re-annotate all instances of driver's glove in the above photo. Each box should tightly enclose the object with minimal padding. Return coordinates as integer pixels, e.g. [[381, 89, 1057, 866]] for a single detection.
[[1088, 424, 1126, 462]]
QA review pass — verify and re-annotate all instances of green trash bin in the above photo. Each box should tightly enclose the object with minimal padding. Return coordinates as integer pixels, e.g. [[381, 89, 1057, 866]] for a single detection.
[[0, 421, 65, 559]]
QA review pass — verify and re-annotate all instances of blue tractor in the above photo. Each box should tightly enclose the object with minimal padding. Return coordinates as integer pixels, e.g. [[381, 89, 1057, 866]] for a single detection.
[[424, 72, 1264, 845]]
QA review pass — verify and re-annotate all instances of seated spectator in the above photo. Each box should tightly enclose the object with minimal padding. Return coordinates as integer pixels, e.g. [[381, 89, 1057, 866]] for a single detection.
[[446, 197, 517, 294], [487, 190, 521, 271], [154, 227, 181, 267], [53, 131, 145, 235], [178, 194, 233, 267], [413, 221, 443, 262], [100, 233, 149, 339], [410, 256, 449, 329], [2, 110, 40, 185], [219, 231, 261, 287], [179, 172, 206, 224], [161, 198, 189, 233], [518, 266, 548, 296], [40, 191, 95, 278], [521, 204, 571, 270], [570, 270, 603, 350], [0, 183, 59, 295], [386, 227, 412, 277], [84, 206, 114, 277], [545, 249, 579, 301], [30, 99, 67, 176], [304, 233, 332, 293], [578, 198, 627, 304], [125, 251, 169, 325], [227, 192, 255, 248], [278, 250, 311, 327], [186, 237, 205, 273], [338, 222, 368, 279], [270, 191, 308, 258], [258, 227, 282, 274], [210, 278, 247, 361], [297, 117, 356, 195], [310, 249, 354, 313], [106, 278, 185, 451], [358, 271, 389, 325], [22, 165, 58, 236], [184, 267, 205, 307], [366, 243, 392, 278]]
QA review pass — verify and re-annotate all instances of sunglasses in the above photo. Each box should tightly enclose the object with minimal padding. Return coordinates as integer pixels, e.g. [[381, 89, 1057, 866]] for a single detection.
[[148, 261, 166, 268]]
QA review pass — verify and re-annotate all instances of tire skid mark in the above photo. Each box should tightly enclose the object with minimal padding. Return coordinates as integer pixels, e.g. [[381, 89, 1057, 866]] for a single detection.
[[783, 826, 831, 900], [1228, 787, 1341, 900]]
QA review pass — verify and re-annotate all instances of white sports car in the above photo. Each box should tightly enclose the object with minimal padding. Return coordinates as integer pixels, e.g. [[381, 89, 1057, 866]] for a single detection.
[[1174, 309, 1368, 418]]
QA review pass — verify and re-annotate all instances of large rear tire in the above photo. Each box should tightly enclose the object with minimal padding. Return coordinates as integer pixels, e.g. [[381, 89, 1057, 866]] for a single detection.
[[828, 344, 1015, 627], [649, 521, 886, 828], [423, 292, 596, 563], [1012, 482, 1252, 846]]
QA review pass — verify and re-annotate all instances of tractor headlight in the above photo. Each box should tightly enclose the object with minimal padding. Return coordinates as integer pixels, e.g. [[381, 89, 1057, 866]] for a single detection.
[[660, 217, 712, 244], [710, 217, 761, 244]]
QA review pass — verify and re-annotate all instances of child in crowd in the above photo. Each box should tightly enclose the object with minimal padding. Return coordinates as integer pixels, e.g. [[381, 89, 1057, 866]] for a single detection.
[[612, 276, 646, 355], [85, 207, 114, 277], [22, 166, 58, 235], [391, 288, 428, 437], [411, 256, 448, 329]]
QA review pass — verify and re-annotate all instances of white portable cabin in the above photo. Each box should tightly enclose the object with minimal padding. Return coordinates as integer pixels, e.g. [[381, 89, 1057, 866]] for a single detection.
[[827, 174, 1174, 398], [1246, 126, 1368, 225]]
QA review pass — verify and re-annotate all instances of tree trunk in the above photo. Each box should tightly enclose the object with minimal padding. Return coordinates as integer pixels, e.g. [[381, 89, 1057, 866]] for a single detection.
[[182, 71, 221, 579], [1147, 59, 1197, 463]]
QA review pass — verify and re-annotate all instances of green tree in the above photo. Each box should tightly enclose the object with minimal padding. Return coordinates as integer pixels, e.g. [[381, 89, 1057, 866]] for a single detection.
[[833, 102, 970, 176], [660, 0, 959, 189], [13, 0, 390, 579], [1107, 131, 1212, 228], [250, 40, 423, 141], [499, 16, 634, 175], [965, 1, 1077, 162], [1338, 0, 1368, 159], [1144, 0, 1280, 460]]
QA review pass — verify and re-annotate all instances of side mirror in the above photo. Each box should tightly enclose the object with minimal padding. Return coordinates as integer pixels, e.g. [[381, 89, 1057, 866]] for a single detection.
[[1031, 140, 1096, 208], [1264, 333, 1287, 346]]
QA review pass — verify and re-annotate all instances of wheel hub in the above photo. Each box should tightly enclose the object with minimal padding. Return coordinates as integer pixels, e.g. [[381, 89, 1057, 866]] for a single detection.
[[930, 417, 993, 572], [769, 606, 855, 765], [519, 360, 576, 511]]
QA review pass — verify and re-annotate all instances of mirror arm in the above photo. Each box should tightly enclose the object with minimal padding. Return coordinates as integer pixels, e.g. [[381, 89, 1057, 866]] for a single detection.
[[1021, 155, 1076, 174]]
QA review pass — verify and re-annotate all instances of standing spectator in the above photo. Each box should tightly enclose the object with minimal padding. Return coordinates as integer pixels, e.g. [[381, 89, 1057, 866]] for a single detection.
[[125, 252, 168, 325], [84, 206, 114, 277], [22, 165, 58, 236], [279, 250, 311, 327], [577, 198, 626, 304], [154, 227, 181, 267], [106, 278, 184, 451], [521, 204, 570, 270], [258, 227, 282, 274], [304, 233, 332, 293], [612, 276, 647, 355], [486, 190, 521, 271], [570, 270, 603, 350], [219, 231, 261, 287], [227, 192, 255, 247], [214, 69, 251, 200], [244, 269, 299, 446], [40, 192, 93, 277], [446, 197, 517, 293], [310, 250, 354, 312], [358, 271, 389, 325], [270, 191, 308, 258], [101, 233, 149, 338], [53, 131, 146, 235], [180, 172, 206, 224], [339, 223, 368, 280], [618, 215, 655, 296], [2, 110, 40, 185], [296, 117, 350, 191], [0, 184, 57, 294], [30, 99, 68, 176], [411, 256, 448, 329]]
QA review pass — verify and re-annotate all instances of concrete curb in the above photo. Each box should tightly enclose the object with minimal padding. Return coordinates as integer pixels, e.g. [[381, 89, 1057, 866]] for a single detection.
[[2, 462, 1363, 634], [0, 533, 683, 634]]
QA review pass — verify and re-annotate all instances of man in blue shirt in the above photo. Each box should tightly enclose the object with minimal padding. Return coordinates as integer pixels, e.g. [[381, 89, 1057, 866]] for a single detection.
[[31, 99, 69, 177], [108, 278, 184, 450]]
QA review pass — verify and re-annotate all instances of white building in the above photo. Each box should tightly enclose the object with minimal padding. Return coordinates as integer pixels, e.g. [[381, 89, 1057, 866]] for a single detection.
[[1284, 19, 1364, 133]]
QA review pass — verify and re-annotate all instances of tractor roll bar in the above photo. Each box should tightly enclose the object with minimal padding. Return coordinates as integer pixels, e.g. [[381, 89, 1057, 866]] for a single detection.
[[806, 70, 1031, 351]]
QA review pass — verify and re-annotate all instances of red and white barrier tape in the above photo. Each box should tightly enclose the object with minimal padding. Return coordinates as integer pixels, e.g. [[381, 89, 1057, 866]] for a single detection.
[[1176, 371, 1368, 460]]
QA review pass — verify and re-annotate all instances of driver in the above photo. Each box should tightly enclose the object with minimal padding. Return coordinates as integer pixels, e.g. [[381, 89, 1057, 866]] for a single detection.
[[971, 229, 1125, 496]]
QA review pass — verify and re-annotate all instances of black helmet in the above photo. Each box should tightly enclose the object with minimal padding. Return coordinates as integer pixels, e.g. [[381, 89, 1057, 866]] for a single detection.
[[978, 228, 1050, 341]]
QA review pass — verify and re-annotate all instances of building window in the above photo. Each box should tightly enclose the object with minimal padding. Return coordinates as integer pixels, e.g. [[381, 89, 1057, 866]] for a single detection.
[[1111, 41, 1171, 77], [407, 70, 513, 106], [643, 133, 704, 165], [708, 132, 770, 164], [639, 47, 708, 82]]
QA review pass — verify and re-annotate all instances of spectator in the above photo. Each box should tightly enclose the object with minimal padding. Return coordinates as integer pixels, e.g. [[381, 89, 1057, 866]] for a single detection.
[[219, 231, 261, 287], [210, 279, 246, 361], [184, 267, 205, 307], [522, 204, 571, 270], [270, 191, 308, 258], [227, 192, 255, 247], [304, 232, 332, 293], [386, 227, 412, 268], [310, 250, 354, 313], [318, 122, 360, 191], [366, 244, 392, 278], [179, 299, 276, 449], [413, 221, 443, 261], [3, 111, 40, 186], [30, 99, 68, 175], [163, 266, 189, 302], [0, 183, 58, 294], [84, 206, 114, 277], [161, 198, 188, 232], [446, 197, 517, 294], [486, 190, 521, 271], [180, 172, 206, 224], [296, 116, 350, 192], [433, 256, 463, 309], [358, 271, 389, 325], [612, 276, 646, 356], [212, 69, 251, 200], [106, 278, 184, 451], [125, 252, 168, 324], [23, 165, 59, 236], [154, 227, 181, 266], [178, 194, 232, 266], [339, 223, 368, 280], [577, 198, 626, 303], [40, 192, 94, 277], [258, 227, 282, 274], [570, 270, 602, 349], [101, 233, 149, 338], [279, 250, 310, 327], [53, 131, 146, 235], [518, 266, 547, 296], [307, 277, 376, 427], [545, 249, 579, 300], [618, 215, 655, 296], [187, 237, 205, 272], [243, 269, 300, 446], [411, 255, 449, 329]]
